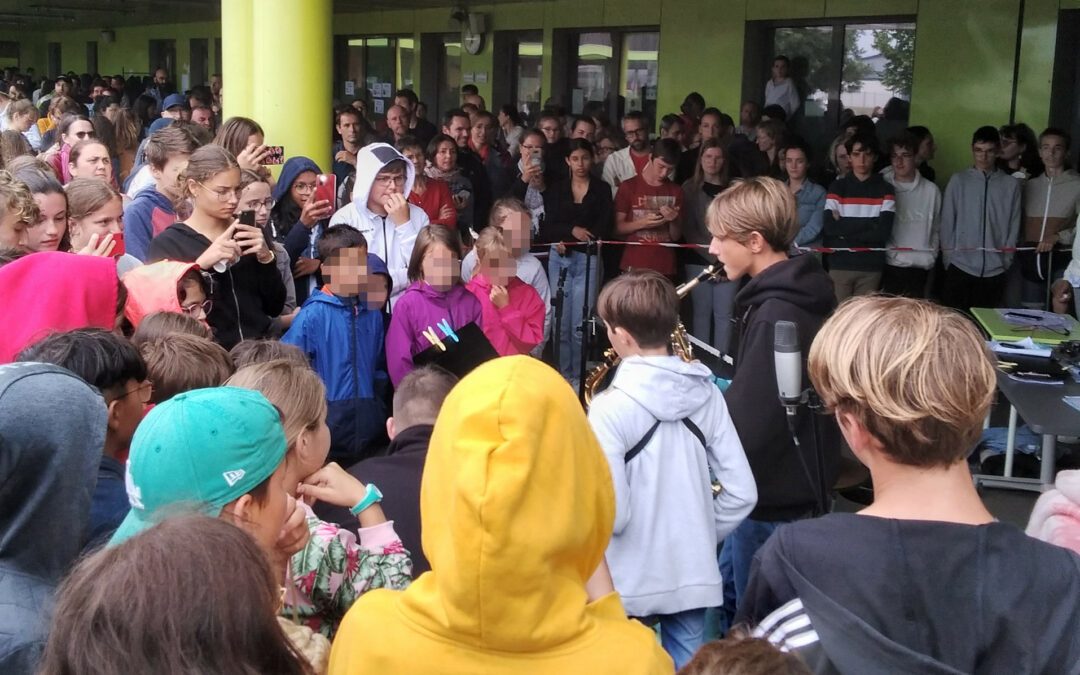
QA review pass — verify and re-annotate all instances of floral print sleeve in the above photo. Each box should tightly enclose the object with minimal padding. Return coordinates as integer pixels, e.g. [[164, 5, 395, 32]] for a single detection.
[[283, 504, 412, 638]]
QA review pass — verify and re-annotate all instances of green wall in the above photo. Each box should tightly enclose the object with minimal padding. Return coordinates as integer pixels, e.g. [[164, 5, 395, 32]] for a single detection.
[[7, 0, 1075, 180]]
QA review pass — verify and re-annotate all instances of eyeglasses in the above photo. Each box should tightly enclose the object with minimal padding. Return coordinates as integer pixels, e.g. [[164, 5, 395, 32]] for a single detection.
[[243, 198, 275, 211], [293, 182, 317, 194], [624, 128, 647, 138], [196, 182, 242, 201], [521, 144, 543, 152], [111, 381, 153, 405], [374, 174, 406, 186], [181, 299, 213, 316]]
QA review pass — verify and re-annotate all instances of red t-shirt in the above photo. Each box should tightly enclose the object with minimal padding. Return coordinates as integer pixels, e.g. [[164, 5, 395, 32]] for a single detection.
[[409, 178, 457, 229], [614, 175, 683, 276], [630, 150, 651, 176]]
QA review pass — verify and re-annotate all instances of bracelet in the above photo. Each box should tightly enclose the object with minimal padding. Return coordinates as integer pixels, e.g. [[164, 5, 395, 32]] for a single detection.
[[257, 249, 276, 265], [349, 483, 383, 516]]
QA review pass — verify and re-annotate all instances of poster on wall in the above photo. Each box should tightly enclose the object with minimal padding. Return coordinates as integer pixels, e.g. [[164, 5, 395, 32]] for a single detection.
[[374, 99, 385, 114], [345, 81, 355, 96]]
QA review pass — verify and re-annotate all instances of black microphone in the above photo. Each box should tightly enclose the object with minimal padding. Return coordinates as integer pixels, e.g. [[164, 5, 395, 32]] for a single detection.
[[774, 320, 803, 415]]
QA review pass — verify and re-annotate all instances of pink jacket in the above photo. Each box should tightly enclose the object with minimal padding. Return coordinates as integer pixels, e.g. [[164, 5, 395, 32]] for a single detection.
[[1026, 470, 1080, 555], [465, 274, 545, 357]]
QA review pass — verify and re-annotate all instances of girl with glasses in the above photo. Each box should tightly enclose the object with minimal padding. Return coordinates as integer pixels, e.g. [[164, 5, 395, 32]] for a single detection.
[[147, 144, 286, 349], [239, 168, 298, 334], [269, 156, 335, 306]]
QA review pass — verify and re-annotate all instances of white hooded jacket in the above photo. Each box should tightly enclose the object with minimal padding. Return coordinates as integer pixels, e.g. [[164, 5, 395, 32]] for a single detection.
[[588, 355, 757, 617], [329, 143, 430, 306], [882, 166, 942, 270]]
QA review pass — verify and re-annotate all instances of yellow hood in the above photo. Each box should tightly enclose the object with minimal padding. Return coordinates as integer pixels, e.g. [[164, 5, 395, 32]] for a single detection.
[[329, 356, 673, 675], [404, 355, 613, 649]]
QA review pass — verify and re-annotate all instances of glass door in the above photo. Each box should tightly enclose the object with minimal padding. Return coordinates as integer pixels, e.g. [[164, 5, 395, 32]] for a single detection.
[[512, 33, 543, 122]]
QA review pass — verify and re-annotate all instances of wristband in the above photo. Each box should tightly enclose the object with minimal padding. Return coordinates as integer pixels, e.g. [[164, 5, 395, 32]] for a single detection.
[[349, 483, 383, 516]]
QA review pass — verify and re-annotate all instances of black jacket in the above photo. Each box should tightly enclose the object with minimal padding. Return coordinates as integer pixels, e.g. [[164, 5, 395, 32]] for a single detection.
[[512, 175, 613, 247], [738, 514, 1080, 674], [0, 364, 106, 675], [456, 147, 493, 230], [724, 254, 838, 521], [148, 223, 287, 349], [314, 424, 433, 575]]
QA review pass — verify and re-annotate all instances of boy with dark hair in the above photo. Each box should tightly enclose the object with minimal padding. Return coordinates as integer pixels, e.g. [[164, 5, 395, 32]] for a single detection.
[[17, 328, 149, 547], [940, 126, 1021, 311], [316, 365, 459, 575], [123, 125, 198, 261], [1022, 128, 1079, 305], [588, 269, 756, 669], [880, 132, 942, 297], [614, 138, 684, 278], [283, 224, 393, 463], [138, 333, 233, 404], [824, 132, 896, 300]]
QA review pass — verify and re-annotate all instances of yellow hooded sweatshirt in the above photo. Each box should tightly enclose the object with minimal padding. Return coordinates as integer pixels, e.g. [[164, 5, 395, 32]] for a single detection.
[[328, 356, 674, 675]]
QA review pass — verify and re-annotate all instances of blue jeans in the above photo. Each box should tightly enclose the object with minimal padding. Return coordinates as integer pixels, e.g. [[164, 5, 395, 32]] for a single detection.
[[548, 246, 599, 380], [685, 263, 738, 355], [717, 518, 784, 632], [659, 608, 708, 670]]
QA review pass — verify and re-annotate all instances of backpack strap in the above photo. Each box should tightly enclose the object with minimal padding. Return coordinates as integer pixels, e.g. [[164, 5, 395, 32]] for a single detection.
[[681, 418, 707, 449], [624, 420, 662, 464]]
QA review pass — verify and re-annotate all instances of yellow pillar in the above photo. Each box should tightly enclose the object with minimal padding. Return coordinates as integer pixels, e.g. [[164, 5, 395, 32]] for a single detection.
[[221, 0, 255, 121], [251, 0, 333, 171]]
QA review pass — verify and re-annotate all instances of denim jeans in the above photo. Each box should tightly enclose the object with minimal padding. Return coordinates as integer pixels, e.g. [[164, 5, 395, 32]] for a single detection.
[[717, 518, 784, 632], [548, 246, 599, 380], [659, 607, 708, 670], [685, 263, 738, 355]]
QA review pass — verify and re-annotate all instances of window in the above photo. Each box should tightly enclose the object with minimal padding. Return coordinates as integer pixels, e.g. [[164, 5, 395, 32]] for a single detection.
[[86, 41, 97, 75], [744, 18, 916, 162], [559, 28, 659, 126], [335, 36, 414, 120], [148, 39, 177, 86], [190, 38, 209, 87], [47, 42, 61, 78], [1050, 10, 1080, 169], [514, 36, 543, 121]]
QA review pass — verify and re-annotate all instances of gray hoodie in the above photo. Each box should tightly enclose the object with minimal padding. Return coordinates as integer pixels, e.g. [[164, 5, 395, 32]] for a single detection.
[[940, 167, 1021, 278], [0, 363, 106, 674], [588, 355, 756, 617]]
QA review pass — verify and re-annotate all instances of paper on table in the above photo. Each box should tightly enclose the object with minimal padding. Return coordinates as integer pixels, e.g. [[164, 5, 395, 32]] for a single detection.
[[989, 337, 1053, 358], [1065, 396, 1080, 413]]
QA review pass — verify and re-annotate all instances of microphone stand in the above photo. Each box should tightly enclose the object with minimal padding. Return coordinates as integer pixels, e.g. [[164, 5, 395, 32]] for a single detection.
[[780, 388, 831, 517], [577, 239, 597, 403], [552, 265, 569, 371]]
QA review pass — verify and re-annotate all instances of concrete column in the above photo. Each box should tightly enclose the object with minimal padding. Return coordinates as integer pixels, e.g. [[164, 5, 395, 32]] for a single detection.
[[221, 0, 254, 120], [251, 0, 333, 170]]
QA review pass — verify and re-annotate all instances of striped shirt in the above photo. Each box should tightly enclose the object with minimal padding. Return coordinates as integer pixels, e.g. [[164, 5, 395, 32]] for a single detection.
[[823, 173, 896, 271]]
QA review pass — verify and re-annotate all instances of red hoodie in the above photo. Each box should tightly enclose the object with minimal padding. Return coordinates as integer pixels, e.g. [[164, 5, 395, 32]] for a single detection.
[[0, 252, 119, 362]]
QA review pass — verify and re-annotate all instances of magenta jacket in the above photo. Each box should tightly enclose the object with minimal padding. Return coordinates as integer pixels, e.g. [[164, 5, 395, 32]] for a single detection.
[[385, 281, 483, 386]]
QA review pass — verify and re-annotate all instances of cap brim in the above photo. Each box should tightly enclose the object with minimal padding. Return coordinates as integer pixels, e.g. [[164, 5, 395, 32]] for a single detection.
[[106, 509, 152, 547]]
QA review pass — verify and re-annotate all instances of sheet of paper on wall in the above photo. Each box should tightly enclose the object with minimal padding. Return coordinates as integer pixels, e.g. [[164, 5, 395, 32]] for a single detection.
[[463, 72, 475, 84], [379, 83, 392, 98], [345, 81, 355, 96], [475, 71, 488, 83], [373, 99, 385, 114]]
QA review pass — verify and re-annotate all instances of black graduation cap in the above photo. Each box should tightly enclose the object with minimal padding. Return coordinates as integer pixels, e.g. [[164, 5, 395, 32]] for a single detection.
[[412, 321, 498, 380]]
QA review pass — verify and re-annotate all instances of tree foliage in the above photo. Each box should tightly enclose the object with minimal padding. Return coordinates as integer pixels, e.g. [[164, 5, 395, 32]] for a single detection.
[[872, 29, 916, 98], [774, 27, 874, 95]]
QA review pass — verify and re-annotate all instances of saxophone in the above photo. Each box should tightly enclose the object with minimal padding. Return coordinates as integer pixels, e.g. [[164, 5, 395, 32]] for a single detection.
[[584, 264, 724, 405]]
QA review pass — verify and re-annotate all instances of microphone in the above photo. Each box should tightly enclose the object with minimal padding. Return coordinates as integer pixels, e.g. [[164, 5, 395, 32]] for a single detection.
[[774, 320, 803, 414]]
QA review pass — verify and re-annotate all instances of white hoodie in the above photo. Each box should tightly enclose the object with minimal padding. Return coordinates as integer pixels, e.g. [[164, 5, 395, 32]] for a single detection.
[[882, 166, 942, 269], [588, 355, 757, 617], [329, 143, 430, 306]]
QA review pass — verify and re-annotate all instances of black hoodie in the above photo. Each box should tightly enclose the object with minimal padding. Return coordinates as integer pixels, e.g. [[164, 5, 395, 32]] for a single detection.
[[148, 223, 287, 350], [0, 364, 107, 674], [724, 253, 838, 521], [738, 514, 1080, 674]]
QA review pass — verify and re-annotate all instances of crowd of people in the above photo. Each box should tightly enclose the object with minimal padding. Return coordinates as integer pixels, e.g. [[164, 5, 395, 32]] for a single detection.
[[1, 58, 1079, 675]]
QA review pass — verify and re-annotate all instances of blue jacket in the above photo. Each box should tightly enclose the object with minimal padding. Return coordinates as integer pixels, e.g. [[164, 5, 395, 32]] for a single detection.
[[282, 253, 391, 463], [273, 157, 324, 306], [123, 186, 176, 262]]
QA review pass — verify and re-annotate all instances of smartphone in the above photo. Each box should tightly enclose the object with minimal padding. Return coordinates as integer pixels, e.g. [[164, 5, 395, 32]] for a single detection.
[[529, 155, 543, 169], [313, 173, 337, 207], [238, 210, 256, 227], [110, 231, 125, 257], [261, 146, 285, 165]]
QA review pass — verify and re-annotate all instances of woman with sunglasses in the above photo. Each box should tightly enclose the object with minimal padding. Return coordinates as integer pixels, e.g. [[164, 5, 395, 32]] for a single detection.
[[147, 144, 286, 349], [42, 113, 94, 183]]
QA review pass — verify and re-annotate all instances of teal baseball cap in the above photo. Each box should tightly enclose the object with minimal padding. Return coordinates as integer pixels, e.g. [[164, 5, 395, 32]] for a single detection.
[[109, 386, 287, 546]]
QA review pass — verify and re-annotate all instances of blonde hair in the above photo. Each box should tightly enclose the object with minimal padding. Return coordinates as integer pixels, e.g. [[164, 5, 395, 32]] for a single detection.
[[179, 144, 239, 200], [488, 196, 529, 229], [65, 177, 119, 220], [808, 296, 997, 468], [226, 359, 327, 450], [0, 169, 38, 227], [473, 225, 510, 262], [705, 176, 797, 251]]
